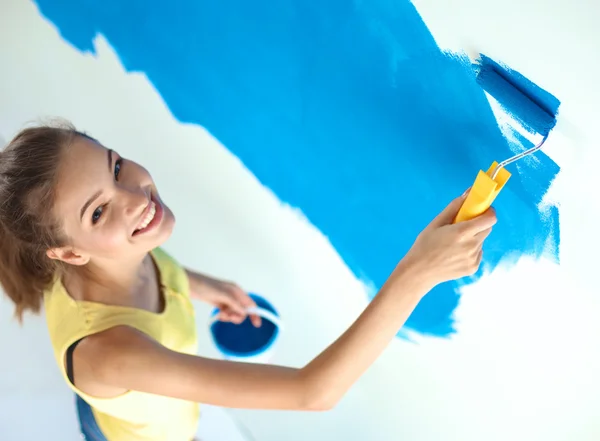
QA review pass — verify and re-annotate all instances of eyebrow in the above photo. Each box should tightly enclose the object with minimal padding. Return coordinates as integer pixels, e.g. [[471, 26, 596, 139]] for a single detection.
[[79, 149, 113, 221]]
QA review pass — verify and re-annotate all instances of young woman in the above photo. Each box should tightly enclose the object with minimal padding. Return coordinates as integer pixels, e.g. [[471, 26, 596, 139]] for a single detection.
[[0, 122, 496, 441]]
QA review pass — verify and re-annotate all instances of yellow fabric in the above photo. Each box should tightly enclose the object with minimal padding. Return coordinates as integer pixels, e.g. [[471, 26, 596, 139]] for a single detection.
[[44, 247, 199, 441]]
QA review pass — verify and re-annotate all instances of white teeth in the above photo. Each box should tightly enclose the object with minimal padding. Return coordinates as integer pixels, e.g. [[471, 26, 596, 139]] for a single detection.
[[136, 201, 156, 231]]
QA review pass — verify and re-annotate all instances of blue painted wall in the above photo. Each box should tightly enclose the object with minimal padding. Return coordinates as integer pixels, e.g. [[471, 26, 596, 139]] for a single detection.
[[34, 0, 560, 337]]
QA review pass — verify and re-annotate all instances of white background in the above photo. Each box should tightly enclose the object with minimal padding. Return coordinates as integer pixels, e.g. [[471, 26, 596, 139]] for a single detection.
[[1, 0, 599, 440]]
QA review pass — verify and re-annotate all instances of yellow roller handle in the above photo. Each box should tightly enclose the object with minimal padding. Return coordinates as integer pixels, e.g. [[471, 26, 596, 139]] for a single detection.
[[454, 161, 511, 223]]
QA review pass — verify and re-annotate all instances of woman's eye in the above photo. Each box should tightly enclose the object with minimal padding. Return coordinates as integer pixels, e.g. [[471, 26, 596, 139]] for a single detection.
[[91, 157, 122, 225], [114, 158, 123, 180], [92, 206, 104, 224]]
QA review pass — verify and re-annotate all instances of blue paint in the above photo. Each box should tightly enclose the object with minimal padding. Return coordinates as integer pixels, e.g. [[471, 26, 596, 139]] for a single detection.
[[475, 54, 560, 136], [33, 0, 561, 337], [210, 294, 280, 358], [506, 127, 561, 222]]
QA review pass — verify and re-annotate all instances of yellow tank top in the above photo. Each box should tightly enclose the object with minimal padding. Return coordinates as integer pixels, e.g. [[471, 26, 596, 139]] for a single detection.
[[43, 247, 200, 441]]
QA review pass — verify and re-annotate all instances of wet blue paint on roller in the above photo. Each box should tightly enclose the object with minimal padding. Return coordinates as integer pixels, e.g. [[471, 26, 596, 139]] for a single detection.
[[475, 55, 559, 136], [34, 0, 561, 337]]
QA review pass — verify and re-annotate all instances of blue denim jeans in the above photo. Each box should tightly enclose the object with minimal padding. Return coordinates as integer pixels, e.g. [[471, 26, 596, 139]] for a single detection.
[[76, 395, 109, 441]]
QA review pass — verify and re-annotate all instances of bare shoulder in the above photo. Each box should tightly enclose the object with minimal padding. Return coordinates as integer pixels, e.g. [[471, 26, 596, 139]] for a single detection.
[[78, 324, 160, 355], [70, 325, 162, 397]]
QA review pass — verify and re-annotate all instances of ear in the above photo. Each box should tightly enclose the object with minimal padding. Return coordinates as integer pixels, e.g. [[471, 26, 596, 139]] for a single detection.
[[46, 247, 90, 266]]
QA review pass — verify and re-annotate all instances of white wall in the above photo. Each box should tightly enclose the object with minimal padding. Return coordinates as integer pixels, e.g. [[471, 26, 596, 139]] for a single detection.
[[1, 1, 599, 440]]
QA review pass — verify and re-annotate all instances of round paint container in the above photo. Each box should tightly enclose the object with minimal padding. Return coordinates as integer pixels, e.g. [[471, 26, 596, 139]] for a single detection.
[[209, 293, 282, 363]]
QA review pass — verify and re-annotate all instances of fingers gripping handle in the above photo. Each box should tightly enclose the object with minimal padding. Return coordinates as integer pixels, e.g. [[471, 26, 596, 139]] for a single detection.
[[209, 306, 283, 330], [454, 162, 511, 223]]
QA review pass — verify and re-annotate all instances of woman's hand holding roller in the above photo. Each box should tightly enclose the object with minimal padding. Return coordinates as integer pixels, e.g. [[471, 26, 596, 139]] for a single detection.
[[401, 192, 497, 290]]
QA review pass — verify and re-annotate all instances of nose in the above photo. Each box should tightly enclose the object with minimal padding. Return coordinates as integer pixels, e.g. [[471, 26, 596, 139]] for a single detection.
[[120, 186, 149, 219]]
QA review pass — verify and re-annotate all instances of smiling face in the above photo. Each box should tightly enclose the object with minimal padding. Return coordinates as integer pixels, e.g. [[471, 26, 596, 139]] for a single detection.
[[50, 135, 175, 266]]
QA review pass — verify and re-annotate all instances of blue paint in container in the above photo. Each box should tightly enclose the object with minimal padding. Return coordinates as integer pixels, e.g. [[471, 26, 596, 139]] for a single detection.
[[209, 293, 282, 362]]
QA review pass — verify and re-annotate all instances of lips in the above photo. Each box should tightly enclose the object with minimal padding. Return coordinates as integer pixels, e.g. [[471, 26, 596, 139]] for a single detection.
[[135, 200, 156, 231], [132, 194, 163, 236]]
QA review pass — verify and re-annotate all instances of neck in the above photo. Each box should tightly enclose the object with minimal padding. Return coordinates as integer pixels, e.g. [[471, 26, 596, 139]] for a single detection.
[[64, 251, 151, 300]]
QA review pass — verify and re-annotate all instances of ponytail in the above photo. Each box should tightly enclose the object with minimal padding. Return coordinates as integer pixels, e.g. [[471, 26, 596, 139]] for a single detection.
[[0, 122, 75, 322], [0, 223, 61, 321]]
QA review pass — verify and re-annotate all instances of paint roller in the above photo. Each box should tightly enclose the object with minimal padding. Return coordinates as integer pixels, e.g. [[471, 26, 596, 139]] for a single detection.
[[454, 52, 559, 223]]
